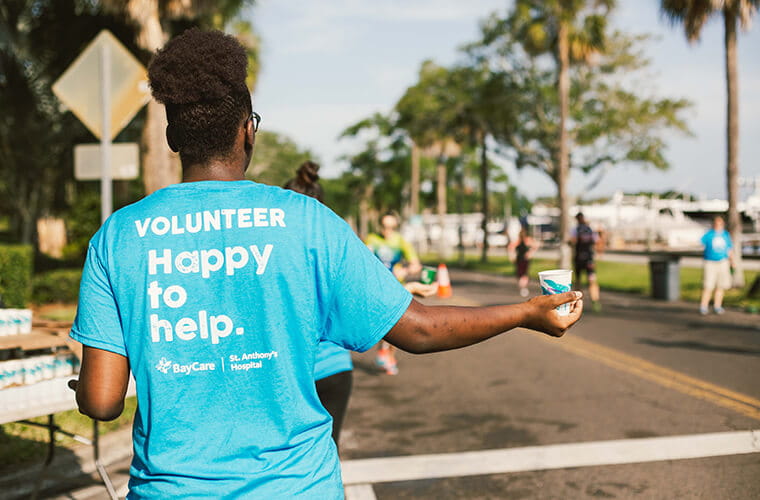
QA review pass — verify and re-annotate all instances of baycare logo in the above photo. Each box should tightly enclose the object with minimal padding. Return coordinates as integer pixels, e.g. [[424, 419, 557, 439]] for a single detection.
[[155, 357, 217, 375], [155, 357, 172, 373]]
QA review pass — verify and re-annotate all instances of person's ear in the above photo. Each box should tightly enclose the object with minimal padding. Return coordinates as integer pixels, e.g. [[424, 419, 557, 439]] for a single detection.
[[244, 118, 255, 151], [166, 126, 178, 153]]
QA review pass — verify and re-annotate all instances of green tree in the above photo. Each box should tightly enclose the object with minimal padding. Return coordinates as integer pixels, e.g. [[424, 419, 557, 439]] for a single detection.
[[444, 64, 518, 261], [477, 5, 691, 265], [340, 113, 411, 239], [102, 0, 260, 194], [396, 61, 458, 255], [396, 61, 517, 260], [491, 0, 614, 267], [0, 0, 142, 244], [246, 130, 316, 188], [661, 0, 758, 286]]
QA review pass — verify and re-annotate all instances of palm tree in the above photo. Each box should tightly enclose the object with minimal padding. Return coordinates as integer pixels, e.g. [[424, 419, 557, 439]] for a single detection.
[[396, 62, 461, 257], [508, 0, 614, 268], [661, 0, 758, 287], [102, 1, 259, 194]]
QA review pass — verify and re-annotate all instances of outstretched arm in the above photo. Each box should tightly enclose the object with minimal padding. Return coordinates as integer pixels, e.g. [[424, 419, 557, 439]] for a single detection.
[[384, 291, 583, 354], [69, 346, 130, 421]]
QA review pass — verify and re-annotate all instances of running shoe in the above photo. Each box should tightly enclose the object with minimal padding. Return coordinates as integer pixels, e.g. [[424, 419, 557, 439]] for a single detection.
[[520, 287, 529, 297], [384, 360, 399, 375], [699, 305, 709, 315], [714, 306, 725, 315], [375, 349, 390, 369], [591, 301, 602, 313]]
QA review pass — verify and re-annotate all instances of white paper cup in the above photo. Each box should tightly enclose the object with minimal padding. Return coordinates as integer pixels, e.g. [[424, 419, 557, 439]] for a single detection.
[[0, 310, 7, 336], [538, 269, 573, 316], [20, 309, 32, 334]]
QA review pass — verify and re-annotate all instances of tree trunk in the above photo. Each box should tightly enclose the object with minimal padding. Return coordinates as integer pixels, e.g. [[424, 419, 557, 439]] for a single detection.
[[557, 22, 572, 269], [480, 135, 489, 263], [410, 142, 420, 216], [17, 185, 39, 245], [142, 100, 181, 193], [122, 0, 181, 194], [724, 10, 744, 287], [125, 0, 164, 51], [457, 163, 465, 267], [436, 158, 448, 258]]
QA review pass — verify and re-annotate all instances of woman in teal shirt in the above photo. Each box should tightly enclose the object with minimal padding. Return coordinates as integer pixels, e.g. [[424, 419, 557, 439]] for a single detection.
[[285, 161, 353, 447], [69, 28, 583, 499]]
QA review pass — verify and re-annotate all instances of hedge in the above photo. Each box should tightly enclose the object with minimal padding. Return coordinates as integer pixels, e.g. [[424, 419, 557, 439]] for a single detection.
[[31, 269, 82, 304], [0, 245, 33, 307]]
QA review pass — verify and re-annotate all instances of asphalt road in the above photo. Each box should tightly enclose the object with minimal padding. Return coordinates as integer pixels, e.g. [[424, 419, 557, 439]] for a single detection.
[[340, 269, 760, 499], [48, 268, 760, 499]]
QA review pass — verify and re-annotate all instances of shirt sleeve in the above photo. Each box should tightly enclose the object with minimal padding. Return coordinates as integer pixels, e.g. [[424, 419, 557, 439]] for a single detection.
[[323, 224, 412, 353], [69, 243, 127, 357], [725, 231, 733, 249]]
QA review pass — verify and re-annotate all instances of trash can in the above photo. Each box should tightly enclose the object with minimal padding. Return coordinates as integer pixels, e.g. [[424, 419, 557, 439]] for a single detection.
[[649, 257, 680, 301]]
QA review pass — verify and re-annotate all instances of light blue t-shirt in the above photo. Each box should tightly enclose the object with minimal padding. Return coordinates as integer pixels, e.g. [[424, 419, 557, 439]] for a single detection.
[[70, 181, 412, 499], [701, 229, 732, 261], [315, 340, 353, 381]]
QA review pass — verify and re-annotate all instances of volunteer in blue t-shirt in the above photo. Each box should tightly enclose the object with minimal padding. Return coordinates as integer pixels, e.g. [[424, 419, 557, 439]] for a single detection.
[[69, 28, 583, 499], [699, 216, 734, 315], [284, 160, 353, 448]]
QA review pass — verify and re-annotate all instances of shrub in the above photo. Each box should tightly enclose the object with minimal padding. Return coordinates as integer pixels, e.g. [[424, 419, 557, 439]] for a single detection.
[[0, 245, 33, 307], [31, 269, 82, 304]]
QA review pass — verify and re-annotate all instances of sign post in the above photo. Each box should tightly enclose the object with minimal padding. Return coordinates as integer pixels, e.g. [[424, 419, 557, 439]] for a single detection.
[[100, 43, 112, 224], [53, 30, 149, 223]]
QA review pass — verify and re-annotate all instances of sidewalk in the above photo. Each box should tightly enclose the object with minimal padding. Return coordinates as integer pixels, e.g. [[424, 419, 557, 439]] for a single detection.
[[1, 423, 133, 499]]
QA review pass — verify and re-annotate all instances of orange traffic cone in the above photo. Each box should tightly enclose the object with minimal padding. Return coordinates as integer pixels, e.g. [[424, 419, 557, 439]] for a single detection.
[[437, 263, 452, 298]]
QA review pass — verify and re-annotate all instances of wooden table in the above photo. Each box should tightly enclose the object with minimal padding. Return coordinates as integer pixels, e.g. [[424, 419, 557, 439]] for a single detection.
[[0, 328, 70, 352]]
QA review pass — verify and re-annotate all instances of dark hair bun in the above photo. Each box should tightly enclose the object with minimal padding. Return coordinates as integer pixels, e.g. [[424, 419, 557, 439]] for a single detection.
[[148, 28, 248, 104], [298, 161, 320, 183]]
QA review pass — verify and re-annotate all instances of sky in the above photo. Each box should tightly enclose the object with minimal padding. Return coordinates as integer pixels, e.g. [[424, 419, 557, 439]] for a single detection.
[[248, 0, 760, 202]]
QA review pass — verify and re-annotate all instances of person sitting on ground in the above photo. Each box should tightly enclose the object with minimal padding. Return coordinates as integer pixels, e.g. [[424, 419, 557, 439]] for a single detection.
[[68, 28, 583, 499]]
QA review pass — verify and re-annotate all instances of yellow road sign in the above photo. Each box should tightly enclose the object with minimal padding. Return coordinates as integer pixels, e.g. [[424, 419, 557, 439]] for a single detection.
[[53, 30, 149, 140]]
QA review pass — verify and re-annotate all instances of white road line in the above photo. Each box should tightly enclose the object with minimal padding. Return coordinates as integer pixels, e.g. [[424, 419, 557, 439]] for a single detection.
[[341, 429, 760, 485], [345, 483, 378, 500]]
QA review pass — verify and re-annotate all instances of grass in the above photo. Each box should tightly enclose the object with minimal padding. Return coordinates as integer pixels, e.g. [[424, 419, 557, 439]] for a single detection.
[[0, 396, 137, 470], [34, 303, 78, 322], [428, 254, 760, 311]]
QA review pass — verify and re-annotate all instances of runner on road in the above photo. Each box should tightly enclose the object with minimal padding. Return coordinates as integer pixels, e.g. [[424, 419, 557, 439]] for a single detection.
[[508, 225, 540, 297], [68, 28, 584, 499], [366, 212, 422, 375], [571, 212, 602, 312]]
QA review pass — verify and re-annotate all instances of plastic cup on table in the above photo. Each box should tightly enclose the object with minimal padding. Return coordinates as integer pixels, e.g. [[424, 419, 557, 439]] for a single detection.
[[538, 269, 573, 316]]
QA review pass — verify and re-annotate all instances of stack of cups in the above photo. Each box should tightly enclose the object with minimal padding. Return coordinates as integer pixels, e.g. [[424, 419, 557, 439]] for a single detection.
[[538, 269, 573, 316], [0, 353, 77, 389], [0, 308, 33, 335]]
